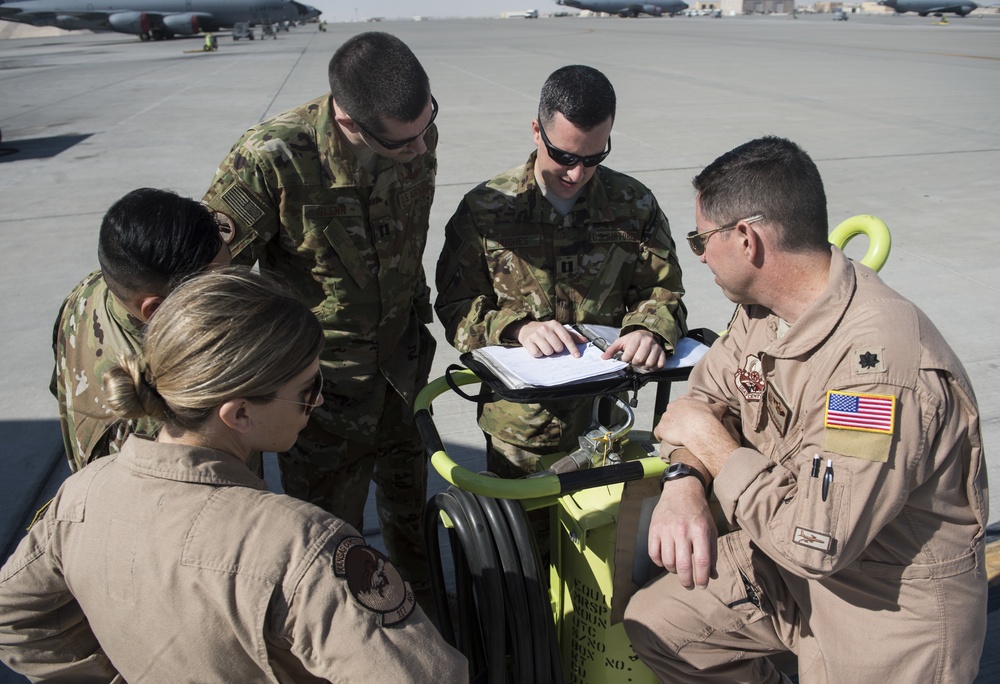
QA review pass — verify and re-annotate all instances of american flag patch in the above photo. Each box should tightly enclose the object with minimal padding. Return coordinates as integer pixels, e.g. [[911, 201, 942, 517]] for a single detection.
[[824, 391, 895, 434]]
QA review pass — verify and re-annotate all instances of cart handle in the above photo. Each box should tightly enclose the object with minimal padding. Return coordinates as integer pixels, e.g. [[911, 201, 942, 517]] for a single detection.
[[829, 214, 891, 272], [415, 369, 666, 501]]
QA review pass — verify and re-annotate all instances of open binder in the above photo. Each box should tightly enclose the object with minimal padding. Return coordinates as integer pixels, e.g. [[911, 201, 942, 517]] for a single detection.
[[457, 328, 717, 404]]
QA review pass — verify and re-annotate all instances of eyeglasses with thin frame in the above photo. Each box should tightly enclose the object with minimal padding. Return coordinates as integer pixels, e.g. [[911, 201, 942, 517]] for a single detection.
[[537, 118, 611, 168], [355, 96, 438, 151], [268, 371, 323, 415], [686, 214, 765, 256]]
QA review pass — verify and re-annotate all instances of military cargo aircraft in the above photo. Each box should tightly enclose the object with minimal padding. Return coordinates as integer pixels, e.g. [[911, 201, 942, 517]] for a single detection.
[[0, 0, 321, 40], [878, 0, 978, 15], [555, 0, 689, 17]]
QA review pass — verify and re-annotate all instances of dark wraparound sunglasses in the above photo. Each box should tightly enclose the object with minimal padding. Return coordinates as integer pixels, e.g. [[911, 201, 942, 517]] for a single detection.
[[537, 118, 611, 168], [356, 96, 438, 151]]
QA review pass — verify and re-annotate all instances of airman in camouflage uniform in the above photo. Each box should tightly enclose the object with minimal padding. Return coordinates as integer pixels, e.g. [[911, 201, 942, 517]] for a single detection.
[[202, 32, 437, 594], [50, 189, 230, 473], [51, 271, 155, 472], [435, 66, 687, 478]]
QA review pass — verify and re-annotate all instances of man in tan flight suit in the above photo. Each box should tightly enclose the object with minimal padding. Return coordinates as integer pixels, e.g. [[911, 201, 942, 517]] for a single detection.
[[623, 137, 989, 683]]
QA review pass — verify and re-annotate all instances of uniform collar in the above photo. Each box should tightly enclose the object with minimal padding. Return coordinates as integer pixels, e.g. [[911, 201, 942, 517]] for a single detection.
[[118, 435, 267, 489], [758, 246, 856, 359], [517, 151, 617, 226], [105, 286, 145, 346]]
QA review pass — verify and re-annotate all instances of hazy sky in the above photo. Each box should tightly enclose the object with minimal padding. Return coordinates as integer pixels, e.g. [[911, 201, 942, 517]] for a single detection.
[[311, 1, 568, 21]]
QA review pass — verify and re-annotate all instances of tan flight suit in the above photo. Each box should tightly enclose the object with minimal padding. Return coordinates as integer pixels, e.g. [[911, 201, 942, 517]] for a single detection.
[[623, 248, 988, 683], [0, 436, 468, 683]]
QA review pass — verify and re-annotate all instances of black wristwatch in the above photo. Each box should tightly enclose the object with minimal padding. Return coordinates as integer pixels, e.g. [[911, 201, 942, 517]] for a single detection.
[[661, 462, 708, 494]]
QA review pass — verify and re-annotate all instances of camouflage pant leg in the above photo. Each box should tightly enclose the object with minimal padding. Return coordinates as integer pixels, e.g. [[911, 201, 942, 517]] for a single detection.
[[278, 393, 429, 588], [371, 415, 429, 588]]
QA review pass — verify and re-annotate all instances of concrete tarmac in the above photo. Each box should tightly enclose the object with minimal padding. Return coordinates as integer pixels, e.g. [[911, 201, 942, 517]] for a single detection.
[[0, 13, 997, 680]]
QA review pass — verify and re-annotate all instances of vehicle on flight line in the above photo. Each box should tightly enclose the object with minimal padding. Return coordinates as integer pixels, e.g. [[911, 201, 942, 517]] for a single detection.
[[555, 0, 689, 17], [878, 0, 977, 15], [0, 0, 321, 40]]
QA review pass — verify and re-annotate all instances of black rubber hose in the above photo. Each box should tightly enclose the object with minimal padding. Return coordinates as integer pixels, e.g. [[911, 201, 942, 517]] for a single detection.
[[477, 495, 534, 683], [425, 484, 568, 684], [498, 497, 562, 684]]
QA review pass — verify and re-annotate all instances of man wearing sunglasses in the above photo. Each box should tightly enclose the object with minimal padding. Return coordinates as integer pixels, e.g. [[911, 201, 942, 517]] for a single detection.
[[623, 137, 987, 683], [52, 188, 232, 474], [436, 65, 686, 489], [202, 32, 439, 615]]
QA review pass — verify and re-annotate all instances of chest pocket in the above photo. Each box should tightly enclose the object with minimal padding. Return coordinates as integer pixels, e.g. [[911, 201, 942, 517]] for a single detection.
[[484, 234, 552, 317], [303, 204, 374, 289], [579, 243, 633, 319]]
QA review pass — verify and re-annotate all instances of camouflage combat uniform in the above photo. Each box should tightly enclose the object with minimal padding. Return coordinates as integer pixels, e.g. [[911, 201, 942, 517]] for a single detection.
[[435, 152, 687, 474], [50, 270, 157, 473], [203, 95, 437, 589]]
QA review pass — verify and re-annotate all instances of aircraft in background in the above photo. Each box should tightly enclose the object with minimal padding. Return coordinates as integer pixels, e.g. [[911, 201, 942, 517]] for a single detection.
[[555, 0, 689, 16], [0, 0, 321, 40], [878, 0, 977, 15]]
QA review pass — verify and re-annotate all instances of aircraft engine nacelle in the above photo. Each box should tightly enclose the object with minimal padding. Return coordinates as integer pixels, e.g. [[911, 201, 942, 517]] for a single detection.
[[643, 4, 664, 14], [161, 13, 202, 34], [55, 15, 104, 29], [107, 10, 150, 35]]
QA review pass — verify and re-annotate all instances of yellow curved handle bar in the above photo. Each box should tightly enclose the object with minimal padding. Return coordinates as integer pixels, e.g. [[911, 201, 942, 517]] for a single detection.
[[829, 214, 891, 272]]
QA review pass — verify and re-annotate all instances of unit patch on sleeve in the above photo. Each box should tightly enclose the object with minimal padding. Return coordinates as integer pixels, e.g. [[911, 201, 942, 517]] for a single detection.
[[824, 391, 895, 433], [822, 390, 895, 462], [333, 536, 415, 627], [220, 182, 266, 227]]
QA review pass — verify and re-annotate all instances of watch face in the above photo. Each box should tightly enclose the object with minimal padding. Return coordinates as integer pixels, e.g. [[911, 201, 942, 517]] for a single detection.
[[665, 463, 691, 479]]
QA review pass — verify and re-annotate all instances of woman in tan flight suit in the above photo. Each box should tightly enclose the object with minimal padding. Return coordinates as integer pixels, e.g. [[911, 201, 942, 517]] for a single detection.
[[0, 268, 467, 683]]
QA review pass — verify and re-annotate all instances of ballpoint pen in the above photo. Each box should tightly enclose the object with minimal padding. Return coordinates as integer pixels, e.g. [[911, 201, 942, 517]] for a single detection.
[[822, 459, 833, 502], [811, 454, 821, 478], [572, 324, 623, 360]]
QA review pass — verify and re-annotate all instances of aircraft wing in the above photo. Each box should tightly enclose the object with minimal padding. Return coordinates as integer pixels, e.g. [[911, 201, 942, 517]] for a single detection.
[[0, 2, 111, 28]]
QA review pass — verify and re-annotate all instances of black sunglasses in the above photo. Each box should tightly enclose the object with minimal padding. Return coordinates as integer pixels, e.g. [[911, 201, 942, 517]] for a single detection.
[[269, 371, 324, 415], [356, 96, 438, 151], [537, 118, 611, 168]]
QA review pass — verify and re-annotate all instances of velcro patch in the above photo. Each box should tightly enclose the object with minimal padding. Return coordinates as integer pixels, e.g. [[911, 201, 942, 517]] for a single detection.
[[824, 390, 895, 434], [590, 229, 639, 243], [220, 183, 266, 227], [853, 348, 885, 374], [823, 428, 892, 462], [333, 536, 415, 627], [303, 202, 363, 219], [485, 235, 541, 250], [398, 181, 430, 208], [793, 526, 833, 553]]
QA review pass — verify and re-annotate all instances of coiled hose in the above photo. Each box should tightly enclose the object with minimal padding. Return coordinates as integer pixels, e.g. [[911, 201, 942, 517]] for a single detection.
[[424, 483, 564, 684]]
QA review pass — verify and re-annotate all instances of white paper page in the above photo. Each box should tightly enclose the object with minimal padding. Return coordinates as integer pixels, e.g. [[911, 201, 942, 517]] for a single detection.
[[477, 341, 629, 388]]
